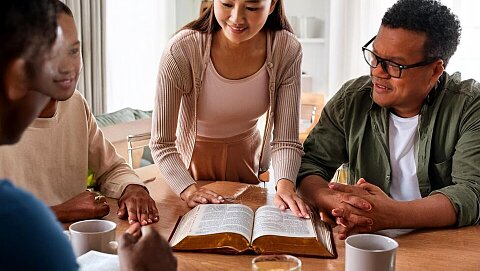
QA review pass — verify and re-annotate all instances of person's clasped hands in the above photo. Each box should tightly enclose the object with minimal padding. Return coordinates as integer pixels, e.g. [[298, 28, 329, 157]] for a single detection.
[[327, 178, 397, 239]]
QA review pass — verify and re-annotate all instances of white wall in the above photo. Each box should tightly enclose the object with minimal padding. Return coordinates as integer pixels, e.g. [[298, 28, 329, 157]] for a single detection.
[[284, 0, 330, 93], [442, 0, 480, 81], [105, 0, 174, 112], [105, 0, 205, 112], [176, 0, 203, 30]]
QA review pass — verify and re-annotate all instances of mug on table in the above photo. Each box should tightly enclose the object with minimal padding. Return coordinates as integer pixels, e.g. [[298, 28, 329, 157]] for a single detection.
[[345, 233, 398, 271], [64, 219, 117, 257]]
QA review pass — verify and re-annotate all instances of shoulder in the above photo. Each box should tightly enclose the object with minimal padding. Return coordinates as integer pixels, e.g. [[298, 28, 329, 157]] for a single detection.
[[327, 75, 373, 114], [332, 75, 373, 103], [0, 180, 60, 229], [59, 90, 92, 120], [441, 72, 480, 117], [60, 90, 88, 110], [444, 72, 480, 98], [342, 76, 373, 96], [165, 29, 209, 57], [271, 29, 301, 50], [0, 181, 77, 270], [270, 29, 302, 57]]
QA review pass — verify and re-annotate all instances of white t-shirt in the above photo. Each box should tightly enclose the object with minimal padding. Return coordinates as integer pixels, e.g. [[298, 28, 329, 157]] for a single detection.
[[388, 113, 422, 201]]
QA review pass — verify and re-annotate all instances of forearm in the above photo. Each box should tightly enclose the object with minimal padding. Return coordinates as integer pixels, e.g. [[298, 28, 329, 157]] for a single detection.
[[391, 193, 457, 229], [50, 204, 87, 223], [99, 163, 145, 199], [50, 204, 71, 223], [297, 175, 336, 210], [272, 149, 302, 186], [150, 151, 196, 196]]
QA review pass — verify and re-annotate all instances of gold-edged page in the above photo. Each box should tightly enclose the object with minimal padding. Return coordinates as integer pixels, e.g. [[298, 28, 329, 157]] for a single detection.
[[190, 204, 254, 241], [251, 205, 316, 241], [251, 205, 333, 257], [170, 205, 201, 247]]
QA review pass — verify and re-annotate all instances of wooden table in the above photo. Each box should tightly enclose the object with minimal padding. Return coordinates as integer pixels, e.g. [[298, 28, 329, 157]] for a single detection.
[[98, 165, 480, 271]]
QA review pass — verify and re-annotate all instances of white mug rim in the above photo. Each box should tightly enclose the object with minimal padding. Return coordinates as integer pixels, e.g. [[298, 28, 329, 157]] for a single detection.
[[345, 233, 398, 253], [251, 254, 302, 271], [69, 219, 116, 235]]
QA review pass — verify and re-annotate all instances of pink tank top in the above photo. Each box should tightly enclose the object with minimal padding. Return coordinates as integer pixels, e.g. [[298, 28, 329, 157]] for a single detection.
[[196, 58, 269, 138]]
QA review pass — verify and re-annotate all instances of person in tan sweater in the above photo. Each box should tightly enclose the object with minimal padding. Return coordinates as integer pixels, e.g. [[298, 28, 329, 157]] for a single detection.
[[150, 0, 309, 218], [0, 2, 159, 226]]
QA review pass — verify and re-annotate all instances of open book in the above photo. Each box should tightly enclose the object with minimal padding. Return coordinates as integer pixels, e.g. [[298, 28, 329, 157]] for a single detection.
[[169, 204, 336, 258]]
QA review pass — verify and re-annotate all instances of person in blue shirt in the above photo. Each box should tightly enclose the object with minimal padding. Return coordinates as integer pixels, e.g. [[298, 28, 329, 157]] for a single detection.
[[0, 181, 79, 270], [0, 1, 176, 270]]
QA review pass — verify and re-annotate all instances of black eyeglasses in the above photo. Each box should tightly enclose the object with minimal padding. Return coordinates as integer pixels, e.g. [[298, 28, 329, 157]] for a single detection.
[[362, 36, 437, 78]]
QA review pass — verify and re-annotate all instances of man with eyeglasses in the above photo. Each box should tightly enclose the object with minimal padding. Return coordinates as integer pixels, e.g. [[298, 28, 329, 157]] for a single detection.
[[297, 0, 480, 240]]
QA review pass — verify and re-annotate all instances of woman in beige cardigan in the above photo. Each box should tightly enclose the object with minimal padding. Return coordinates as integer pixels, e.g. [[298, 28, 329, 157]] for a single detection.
[[150, 0, 309, 218]]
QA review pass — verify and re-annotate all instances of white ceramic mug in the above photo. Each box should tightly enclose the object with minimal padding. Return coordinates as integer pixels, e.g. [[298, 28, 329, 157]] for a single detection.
[[345, 234, 398, 271], [64, 219, 117, 257]]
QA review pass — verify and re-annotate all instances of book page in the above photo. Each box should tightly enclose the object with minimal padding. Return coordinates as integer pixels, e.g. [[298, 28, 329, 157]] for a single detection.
[[169, 205, 201, 247], [189, 204, 254, 241], [252, 205, 316, 241]]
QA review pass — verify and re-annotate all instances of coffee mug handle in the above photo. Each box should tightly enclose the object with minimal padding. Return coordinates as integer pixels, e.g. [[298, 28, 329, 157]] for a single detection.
[[63, 230, 71, 241], [109, 240, 118, 253]]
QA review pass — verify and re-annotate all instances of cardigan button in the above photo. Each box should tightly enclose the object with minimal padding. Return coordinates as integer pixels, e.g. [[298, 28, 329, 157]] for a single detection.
[[267, 62, 273, 69]]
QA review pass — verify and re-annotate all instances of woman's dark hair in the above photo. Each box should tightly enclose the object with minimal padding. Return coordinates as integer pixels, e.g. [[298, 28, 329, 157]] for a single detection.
[[183, 0, 292, 33], [382, 0, 461, 67], [0, 0, 57, 92], [55, 0, 74, 17]]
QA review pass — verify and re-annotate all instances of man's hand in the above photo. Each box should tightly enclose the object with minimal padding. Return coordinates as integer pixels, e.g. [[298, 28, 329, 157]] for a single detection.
[[118, 223, 177, 271], [51, 191, 110, 222], [297, 175, 372, 228], [329, 178, 396, 239], [118, 184, 159, 226], [180, 184, 225, 208], [274, 179, 310, 218]]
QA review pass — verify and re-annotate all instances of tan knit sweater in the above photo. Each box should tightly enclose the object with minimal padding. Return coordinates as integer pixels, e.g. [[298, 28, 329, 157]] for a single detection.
[[150, 29, 304, 196], [0, 91, 144, 206]]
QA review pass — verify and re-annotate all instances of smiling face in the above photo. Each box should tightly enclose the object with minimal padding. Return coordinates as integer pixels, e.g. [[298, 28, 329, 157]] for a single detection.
[[370, 26, 444, 117], [0, 25, 67, 144], [213, 0, 277, 45], [38, 13, 82, 101], [0, 13, 81, 144]]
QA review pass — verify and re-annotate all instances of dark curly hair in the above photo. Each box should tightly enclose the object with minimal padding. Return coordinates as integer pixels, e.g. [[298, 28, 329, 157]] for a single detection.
[[382, 0, 461, 67], [0, 0, 57, 92]]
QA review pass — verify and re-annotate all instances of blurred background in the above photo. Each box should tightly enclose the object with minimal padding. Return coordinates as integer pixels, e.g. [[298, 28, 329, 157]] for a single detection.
[[62, 0, 480, 114]]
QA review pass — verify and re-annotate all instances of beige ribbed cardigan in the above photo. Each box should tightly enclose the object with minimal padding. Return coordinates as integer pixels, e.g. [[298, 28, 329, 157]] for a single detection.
[[150, 29, 304, 196]]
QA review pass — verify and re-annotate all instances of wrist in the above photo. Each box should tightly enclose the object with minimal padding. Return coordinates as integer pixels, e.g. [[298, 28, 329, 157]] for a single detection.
[[386, 200, 409, 229], [180, 184, 198, 201], [276, 179, 294, 192], [50, 204, 70, 223]]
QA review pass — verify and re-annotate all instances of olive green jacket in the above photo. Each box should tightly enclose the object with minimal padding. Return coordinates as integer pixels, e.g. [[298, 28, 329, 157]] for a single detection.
[[298, 72, 480, 227]]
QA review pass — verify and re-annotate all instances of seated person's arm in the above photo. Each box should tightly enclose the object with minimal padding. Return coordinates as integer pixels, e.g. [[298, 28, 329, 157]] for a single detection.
[[50, 190, 109, 223], [85, 102, 158, 225]]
